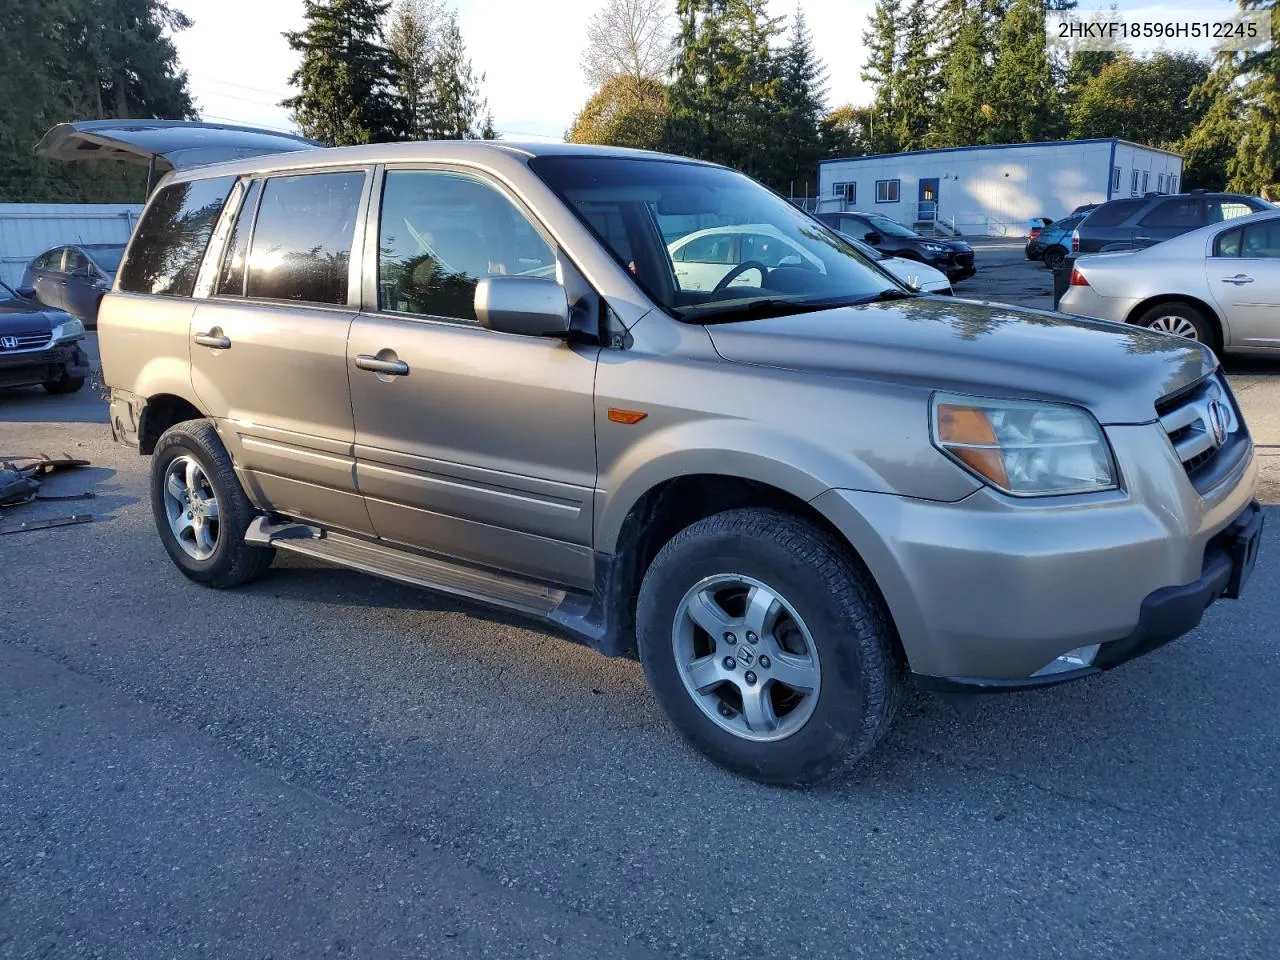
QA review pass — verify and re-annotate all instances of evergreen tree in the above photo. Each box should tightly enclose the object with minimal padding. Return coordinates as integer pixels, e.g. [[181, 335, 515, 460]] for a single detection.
[[284, 0, 401, 145], [1230, 0, 1280, 194], [1069, 52, 1209, 148], [426, 10, 493, 139], [929, 1, 995, 147], [775, 7, 828, 195], [890, 0, 936, 151], [859, 0, 901, 153], [988, 0, 1059, 143], [1181, 54, 1245, 190], [821, 104, 874, 158], [387, 0, 440, 140]]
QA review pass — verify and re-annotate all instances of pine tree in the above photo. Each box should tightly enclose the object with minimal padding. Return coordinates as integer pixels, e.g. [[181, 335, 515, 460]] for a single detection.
[[1181, 53, 1245, 190], [821, 104, 874, 158], [929, 1, 995, 147], [387, 0, 440, 140], [1230, 0, 1280, 194], [426, 10, 492, 139], [775, 7, 828, 195], [988, 0, 1059, 143], [891, 0, 936, 151], [284, 0, 401, 145], [859, 0, 901, 153]]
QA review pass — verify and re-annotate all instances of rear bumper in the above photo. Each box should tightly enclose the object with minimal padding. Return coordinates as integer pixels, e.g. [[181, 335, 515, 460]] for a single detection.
[[1057, 284, 1139, 324], [0, 341, 88, 388]]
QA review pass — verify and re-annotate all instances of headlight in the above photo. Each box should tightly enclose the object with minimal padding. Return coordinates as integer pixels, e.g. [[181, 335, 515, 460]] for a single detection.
[[51, 318, 84, 342], [931, 394, 1117, 496]]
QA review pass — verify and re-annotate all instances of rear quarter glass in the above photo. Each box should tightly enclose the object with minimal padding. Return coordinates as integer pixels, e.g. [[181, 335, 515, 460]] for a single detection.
[[119, 176, 237, 297]]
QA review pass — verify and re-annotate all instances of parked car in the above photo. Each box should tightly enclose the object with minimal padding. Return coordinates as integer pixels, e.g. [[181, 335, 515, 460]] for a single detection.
[[667, 223, 952, 295], [81, 129, 1259, 786], [21, 243, 125, 328], [1071, 192, 1271, 255], [815, 211, 976, 282], [0, 280, 88, 393], [1026, 214, 1087, 269], [1059, 209, 1280, 356]]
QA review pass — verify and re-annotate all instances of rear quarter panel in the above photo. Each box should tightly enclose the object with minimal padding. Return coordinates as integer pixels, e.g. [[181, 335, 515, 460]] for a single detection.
[[98, 291, 200, 407]]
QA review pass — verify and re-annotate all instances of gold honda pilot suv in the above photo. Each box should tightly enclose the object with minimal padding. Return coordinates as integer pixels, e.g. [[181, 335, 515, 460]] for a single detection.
[[93, 136, 1262, 784]]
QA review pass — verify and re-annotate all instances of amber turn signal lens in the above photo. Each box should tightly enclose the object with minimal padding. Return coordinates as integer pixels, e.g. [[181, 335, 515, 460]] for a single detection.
[[935, 403, 1010, 488], [608, 408, 648, 424]]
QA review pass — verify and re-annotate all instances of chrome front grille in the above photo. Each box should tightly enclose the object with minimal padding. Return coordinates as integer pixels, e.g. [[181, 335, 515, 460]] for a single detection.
[[1156, 374, 1247, 493], [0, 329, 53, 352]]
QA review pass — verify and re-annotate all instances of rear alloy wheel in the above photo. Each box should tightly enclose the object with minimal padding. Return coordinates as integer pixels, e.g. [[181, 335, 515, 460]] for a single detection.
[[1136, 302, 1215, 350], [637, 508, 904, 785], [1043, 246, 1067, 270]]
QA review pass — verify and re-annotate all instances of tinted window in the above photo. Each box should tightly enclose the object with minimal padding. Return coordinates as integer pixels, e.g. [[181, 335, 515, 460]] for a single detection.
[[676, 233, 735, 263], [65, 248, 90, 274], [119, 177, 236, 297], [216, 179, 262, 297], [1207, 199, 1255, 224], [246, 172, 363, 304], [35, 249, 61, 271], [1139, 199, 1201, 229], [1215, 227, 1243, 257], [836, 215, 870, 235], [1083, 199, 1146, 228], [88, 246, 125, 272], [1241, 220, 1280, 258], [378, 169, 556, 322]]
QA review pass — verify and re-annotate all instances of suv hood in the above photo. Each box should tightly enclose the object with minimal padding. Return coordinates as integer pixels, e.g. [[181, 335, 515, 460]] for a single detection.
[[705, 297, 1213, 424]]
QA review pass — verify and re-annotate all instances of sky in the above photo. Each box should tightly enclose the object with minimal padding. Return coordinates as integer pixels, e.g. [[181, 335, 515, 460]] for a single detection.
[[170, 0, 1242, 142]]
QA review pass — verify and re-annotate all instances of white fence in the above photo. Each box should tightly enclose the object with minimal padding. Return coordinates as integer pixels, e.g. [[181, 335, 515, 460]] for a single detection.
[[0, 204, 143, 287]]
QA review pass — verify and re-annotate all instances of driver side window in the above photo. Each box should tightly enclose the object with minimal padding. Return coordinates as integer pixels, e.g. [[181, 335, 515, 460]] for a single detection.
[[378, 169, 557, 323]]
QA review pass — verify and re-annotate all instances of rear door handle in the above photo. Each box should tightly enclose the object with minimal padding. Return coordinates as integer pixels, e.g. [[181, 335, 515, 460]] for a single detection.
[[355, 354, 409, 376], [1221, 274, 1255, 285], [193, 331, 231, 349]]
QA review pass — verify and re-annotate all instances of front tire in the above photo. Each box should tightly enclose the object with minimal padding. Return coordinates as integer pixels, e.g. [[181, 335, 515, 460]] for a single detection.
[[42, 372, 85, 394], [150, 419, 274, 588], [636, 508, 904, 785]]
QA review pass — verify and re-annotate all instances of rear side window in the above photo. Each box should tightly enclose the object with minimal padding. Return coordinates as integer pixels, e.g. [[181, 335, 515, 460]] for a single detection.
[[676, 233, 734, 264], [1083, 199, 1145, 228], [119, 176, 237, 297], [246, 171, 364, 305], [1215, 228, 1243, 257], [216, 179, 262, 297], [1139, 199, 1201, 229], [1207, 199, 1256, 224], [1241, 220, 1280, 258]]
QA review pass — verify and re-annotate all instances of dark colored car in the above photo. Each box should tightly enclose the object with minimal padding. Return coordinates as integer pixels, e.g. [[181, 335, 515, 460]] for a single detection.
[[21, 243, 126, 328], [1025, 214, 1086, 268], [0, 280, 89, 393], [815, 211, 976, 282], [1072, 192, 1272, 255], [1068, 203, 1100, 217]]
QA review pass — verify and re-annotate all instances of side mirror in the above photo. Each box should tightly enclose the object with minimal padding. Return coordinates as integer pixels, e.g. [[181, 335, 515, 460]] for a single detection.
[[474, 276, 571, 337], [864, 232, 882, 245]]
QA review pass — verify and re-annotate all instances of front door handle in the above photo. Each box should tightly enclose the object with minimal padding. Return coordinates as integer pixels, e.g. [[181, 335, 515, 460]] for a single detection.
[[355, 354, 409, 376], [1221, 274, 1255, 285], [193, 331, 231, 349]]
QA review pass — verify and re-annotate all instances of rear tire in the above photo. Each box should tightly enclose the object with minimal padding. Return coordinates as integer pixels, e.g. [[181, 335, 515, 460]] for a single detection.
[[150, 419, 274, 588], [1135, 302, 1217, 352], [42, 373, 85, 394], [1043, 246, 1067, 270], [636, 508, 904, 785]]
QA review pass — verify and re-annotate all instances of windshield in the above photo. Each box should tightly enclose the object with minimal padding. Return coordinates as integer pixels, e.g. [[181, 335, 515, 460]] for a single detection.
[[863, 214, 919, 239], [529, 156, 905, 322], [87, 245, 126, 272]]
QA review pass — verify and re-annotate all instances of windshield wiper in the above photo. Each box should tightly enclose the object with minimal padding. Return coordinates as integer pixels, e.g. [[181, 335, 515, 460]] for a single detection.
[[850, 288, 918, 304], [683, 298, 846, 323]]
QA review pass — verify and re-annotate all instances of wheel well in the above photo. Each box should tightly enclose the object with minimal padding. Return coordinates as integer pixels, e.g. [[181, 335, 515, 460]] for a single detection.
[[608, 475, 887, 653], [1126, 294, 1223, 348], [138, 394, 204, 454]]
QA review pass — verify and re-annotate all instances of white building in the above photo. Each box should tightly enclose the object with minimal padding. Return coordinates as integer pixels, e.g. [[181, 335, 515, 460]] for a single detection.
[[816, 139, 1183, 237], [0, 203, 142, 286]]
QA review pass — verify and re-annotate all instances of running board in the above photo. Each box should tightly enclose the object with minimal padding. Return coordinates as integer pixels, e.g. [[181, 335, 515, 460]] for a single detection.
[[245, 517, 567, 618]]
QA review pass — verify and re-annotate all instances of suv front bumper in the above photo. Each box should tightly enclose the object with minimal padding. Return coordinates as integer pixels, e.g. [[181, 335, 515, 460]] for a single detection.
[[812, 422, 1260, 687]]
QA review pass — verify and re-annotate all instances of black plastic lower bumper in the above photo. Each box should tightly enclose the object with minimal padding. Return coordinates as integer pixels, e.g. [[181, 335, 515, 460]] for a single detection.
[[915, 501, 1265, 694], [0, 342, 88, 388]]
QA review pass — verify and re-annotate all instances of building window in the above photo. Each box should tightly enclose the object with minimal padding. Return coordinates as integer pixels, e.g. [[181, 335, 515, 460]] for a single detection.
[[832, 181, 845, 197], [1141, 171, 1150, 193], [1130, 170, 1140, 196], [831, 181, 856, 203], [875, 179, 900, 203], [1157, 174, 1165, 193], [1169, 175, 1178, 193], [1112, 167, 1121, 192]]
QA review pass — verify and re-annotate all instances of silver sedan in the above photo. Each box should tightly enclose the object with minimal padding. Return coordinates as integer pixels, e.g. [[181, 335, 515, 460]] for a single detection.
[[1059, 209, 1280, 355]]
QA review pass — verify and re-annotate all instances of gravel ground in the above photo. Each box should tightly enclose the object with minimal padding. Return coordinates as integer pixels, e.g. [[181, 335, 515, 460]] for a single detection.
[[1, 334, 1278, 960]]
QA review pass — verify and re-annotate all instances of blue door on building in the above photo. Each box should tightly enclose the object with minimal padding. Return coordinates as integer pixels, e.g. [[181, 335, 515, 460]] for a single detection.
[[917, 178, 939, 221]]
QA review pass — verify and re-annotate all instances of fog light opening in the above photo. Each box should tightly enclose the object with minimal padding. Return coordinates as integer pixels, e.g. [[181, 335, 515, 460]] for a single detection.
[[1032, 644, 1101, 677]]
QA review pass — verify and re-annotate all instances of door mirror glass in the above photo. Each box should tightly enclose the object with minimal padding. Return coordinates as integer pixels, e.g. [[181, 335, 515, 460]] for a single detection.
[[474, 276, 570, 337]]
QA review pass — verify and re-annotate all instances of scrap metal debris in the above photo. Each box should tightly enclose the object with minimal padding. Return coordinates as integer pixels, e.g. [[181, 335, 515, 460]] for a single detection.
[[0, 453, 95, 531]]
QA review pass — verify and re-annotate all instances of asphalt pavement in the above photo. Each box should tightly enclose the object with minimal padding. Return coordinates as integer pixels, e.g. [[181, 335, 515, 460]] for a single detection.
[[2, 327, 1279, 960]]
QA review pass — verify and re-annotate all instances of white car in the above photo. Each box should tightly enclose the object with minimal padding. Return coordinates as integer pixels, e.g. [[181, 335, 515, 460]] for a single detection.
[[1059, 209, 1280, 355], [667, 224, 952, 296]]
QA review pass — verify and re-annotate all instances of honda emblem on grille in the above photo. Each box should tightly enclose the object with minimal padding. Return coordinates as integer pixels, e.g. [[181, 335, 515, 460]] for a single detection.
[[1207, 400, 1229, 447], [0, 336, 17, 349]]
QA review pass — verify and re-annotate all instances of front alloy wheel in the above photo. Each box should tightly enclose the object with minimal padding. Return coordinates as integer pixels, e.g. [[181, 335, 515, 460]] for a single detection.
[[162, 455, 221, 560], [674, 574, 821, 742]]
